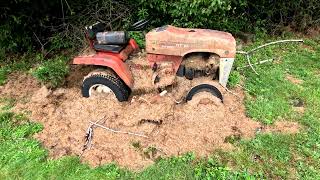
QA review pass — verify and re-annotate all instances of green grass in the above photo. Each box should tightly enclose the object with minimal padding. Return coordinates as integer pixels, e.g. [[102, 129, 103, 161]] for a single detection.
[[0, 53, 70, 87], [0, 35, 320, 179], [0, 54, 35, 85], [0, 98, 16, 111], [223, 35, 320, 178]]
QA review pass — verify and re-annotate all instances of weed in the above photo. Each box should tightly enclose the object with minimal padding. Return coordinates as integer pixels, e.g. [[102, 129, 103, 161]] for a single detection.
[[228, 71, 241, 88], [194, 158, 260, 179], [131, 141, 141, 149], [49, 33, 75, 51], [224, 134, 242, 144], [129, 31, 145, 48], [143, 146, 158, 159], [0, 68, 10, 85], [0, 98, 16, 111], [32, 56, 69, 88]]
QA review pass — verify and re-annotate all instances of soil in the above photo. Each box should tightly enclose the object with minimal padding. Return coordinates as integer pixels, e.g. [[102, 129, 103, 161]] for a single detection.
[[263, 121, 300, 134], [0, 71, 301, 170], [301, 44, 316, 52], [0, 73, 39, 98], [289, 97, 305, 114], [293, 106, 305, 114], [305, 27, 320, 38], [286, 74, 303, 85]]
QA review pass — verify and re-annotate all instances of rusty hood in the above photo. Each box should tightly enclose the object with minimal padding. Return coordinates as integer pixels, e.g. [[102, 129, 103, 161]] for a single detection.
[[146, 25, 236, 58]]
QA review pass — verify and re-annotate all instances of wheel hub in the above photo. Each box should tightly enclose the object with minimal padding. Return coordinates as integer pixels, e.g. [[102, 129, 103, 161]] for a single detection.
[[89, 84, 115, 97]]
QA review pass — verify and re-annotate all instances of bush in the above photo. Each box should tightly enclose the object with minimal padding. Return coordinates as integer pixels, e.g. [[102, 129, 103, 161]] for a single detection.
[[129, 31, 146, 48], [32, 56, 69, 88], [131, 0, 239, 31], [1, 0, 319, 58], [0, 16, 33, 54], [0, 68, 9, 86], [131, 0, 320, 33]]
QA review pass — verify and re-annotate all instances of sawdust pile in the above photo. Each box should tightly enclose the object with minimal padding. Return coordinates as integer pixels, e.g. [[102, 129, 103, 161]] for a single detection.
[[0, 73, 39, 98], [0, 72, 300, 170], [127, 52, 155, 94]]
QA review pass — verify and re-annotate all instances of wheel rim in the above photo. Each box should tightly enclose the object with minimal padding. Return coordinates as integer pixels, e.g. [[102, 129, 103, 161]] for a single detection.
[[88, 84, 115, 97]]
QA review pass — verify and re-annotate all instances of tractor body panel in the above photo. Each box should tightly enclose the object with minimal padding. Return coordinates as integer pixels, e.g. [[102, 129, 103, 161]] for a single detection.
[[72, 39, 139, 88], [73, 52, 133, 88], [146, 54, 182, 72], [145, 25, 236, 58], [219, 58, 234, 87]]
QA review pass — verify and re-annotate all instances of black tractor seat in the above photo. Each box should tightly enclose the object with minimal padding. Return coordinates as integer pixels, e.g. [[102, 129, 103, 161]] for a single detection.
[[93, 42, 127, 53], [85, 22, 129, 53]]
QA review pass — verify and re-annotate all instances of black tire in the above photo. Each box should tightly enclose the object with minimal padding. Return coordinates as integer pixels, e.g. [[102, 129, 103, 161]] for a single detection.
[[82, 72, 130, 102], [176, 65, 185, 77], [185, 68, 194, 80], [186, 84, 223, 102]]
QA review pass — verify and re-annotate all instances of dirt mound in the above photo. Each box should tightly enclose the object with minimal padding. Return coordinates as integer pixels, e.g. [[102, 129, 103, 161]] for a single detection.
[[0, 72, 40, 98], [1, 73, 300, 170]]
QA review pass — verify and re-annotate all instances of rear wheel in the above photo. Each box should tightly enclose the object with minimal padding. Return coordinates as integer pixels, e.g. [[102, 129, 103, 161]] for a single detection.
[[82, 69, 130, 102], [186, 84, 223, 102]]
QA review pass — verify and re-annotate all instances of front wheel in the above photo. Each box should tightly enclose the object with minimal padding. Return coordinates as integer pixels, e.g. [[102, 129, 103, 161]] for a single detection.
[[82, 70, 130, 102], [186, 84, 223, 102]]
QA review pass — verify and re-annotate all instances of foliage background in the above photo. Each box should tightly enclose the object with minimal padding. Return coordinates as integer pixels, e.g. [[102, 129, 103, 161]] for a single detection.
[[1, 0, 319, 58]]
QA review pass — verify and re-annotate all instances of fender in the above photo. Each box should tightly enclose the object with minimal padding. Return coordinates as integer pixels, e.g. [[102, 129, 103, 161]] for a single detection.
[[72, 39, 139, 89], [73, 52, 134, 88], [182, 48, 236, 59]]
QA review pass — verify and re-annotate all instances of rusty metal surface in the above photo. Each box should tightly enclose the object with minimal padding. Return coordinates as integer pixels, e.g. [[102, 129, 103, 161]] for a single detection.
[[72, 40, 139, 88], [146, 25, 236, 58], [73, 52, 133, 88], [146, 54, 182, 73]]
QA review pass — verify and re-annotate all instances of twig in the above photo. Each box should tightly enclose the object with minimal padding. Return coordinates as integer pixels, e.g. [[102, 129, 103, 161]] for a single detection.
[[60, 0, 65, 24], [246, 39, 303, 54], [158, 90, 184, 104], [109, 0, 112, 30], [169, 95, 184, 104], [236, 51, 247, 54], [236, 84, 254, 94], [32, 32, 47, 55], [64, 0, 72, 14], [246, 54, 259, 75], [153, 146, 168, 155], [84, 126, 93, 148], [138, 97, 151, 105], [89, 121, 148, 138], [236, 39, 303, 75], [81, 115, 106, 155], [223, 86, 241, 100]]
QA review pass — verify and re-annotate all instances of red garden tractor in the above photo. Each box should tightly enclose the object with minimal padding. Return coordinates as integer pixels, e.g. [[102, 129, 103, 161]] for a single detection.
[[73, 22, 236, 102]]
